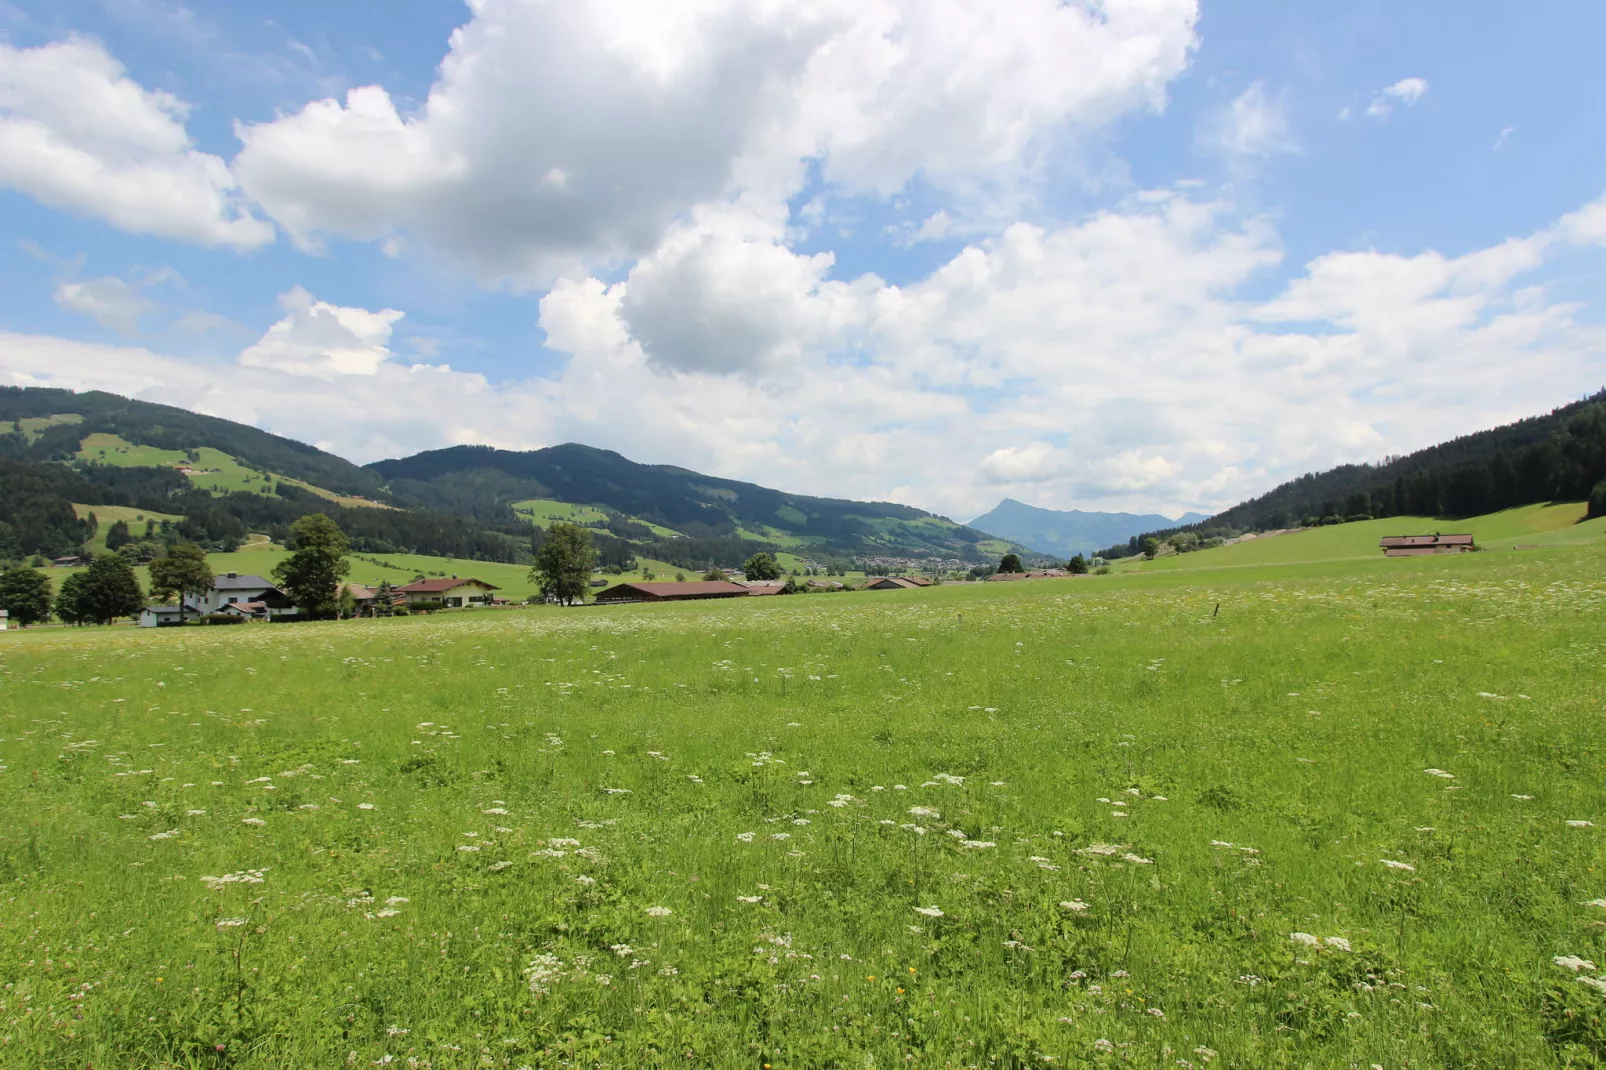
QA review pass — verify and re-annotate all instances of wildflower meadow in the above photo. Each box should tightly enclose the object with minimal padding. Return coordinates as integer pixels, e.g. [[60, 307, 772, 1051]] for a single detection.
[[2, 543, 1604, 1067]]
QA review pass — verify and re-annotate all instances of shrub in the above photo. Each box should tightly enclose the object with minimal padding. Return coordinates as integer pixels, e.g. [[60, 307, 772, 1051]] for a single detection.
[[1589, 481, 1606, 520]]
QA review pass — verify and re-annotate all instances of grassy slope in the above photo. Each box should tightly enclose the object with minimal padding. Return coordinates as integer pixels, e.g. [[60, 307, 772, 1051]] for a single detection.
[[513, 499, 684, 539], [75, 433, 387, 509], [16, 413, 83, 441], [0, 540, 1602, 1066], [1114, 502, 1601, 574], [71, 503, 186, 554]]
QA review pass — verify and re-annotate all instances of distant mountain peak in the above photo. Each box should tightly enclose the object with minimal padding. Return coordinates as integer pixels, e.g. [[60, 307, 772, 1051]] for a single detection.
[[967, 499, 1208, 558]]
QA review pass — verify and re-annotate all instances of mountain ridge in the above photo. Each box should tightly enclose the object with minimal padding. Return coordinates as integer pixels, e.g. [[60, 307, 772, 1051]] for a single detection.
[[966, 498, 1208, 558]]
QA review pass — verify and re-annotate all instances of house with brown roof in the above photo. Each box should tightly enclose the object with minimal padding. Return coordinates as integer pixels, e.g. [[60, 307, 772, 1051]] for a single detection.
[[863, 576, 920, 590], [593, 580, 752, 603], [395, 577, 500, 608], [986, 569, 1069, 582], [1379, 534, 1476, 557]]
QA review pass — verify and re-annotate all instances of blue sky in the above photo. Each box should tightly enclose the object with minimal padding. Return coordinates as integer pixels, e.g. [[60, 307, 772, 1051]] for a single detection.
[[1, 0, 1602, 521]]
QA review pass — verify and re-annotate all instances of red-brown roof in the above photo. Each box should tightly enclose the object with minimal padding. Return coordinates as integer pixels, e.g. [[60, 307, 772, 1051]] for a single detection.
[[863, 577, 918, 589], [396, 577, 500, 594], [594, 580, 750, 602], [1379, 534, 1474, 548]]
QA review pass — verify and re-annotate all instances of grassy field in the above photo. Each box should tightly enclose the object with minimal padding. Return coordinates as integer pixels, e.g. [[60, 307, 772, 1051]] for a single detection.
[[512, 501, 683, 539], [1113, 502, 1605, 574], [74, 434, 386, 510], [2, 539, 1605, 1067], [15, 413, 83, 441], [71, 503, 186, 555]]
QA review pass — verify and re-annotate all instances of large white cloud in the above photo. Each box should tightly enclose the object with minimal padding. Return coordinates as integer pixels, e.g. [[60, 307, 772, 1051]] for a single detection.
[[4, 192, 1603, 522], [0, 37, 274, 249], [238, 287, 405, 379], [231, 0, 1199, 280]]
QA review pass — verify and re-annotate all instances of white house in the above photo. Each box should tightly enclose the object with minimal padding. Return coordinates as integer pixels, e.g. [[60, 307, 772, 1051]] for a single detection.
[[139, 605, 185, 628], [395, 577, 500, 609], [186, 573, 298, 618]]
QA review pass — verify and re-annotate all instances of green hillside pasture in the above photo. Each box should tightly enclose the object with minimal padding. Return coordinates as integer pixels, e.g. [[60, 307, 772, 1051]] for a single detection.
[[15, 412, 83, 441], [71, 502, 186, 554], [514, 499, 682, 538], [1118, 501, 1600, 574], [75, 433, 388, 509], [3, 544, 1605, 1065]]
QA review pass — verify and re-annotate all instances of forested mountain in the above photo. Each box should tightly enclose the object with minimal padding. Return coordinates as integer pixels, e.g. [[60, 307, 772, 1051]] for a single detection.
[[0, 387, 385, 497], [968, 498, 1208, 557], [0, 387, 1015, 567], [1101, 390, 1606, 558], [368, 443, 1005, 560]]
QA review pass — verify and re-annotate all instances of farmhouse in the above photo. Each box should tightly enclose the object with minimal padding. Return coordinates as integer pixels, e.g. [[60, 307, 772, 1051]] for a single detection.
[[338, 582, 380, 614], [187, 572, 299, 618], [396, 577, 499, 609], [863, 577, 921, 590], [594, 580, 751, 603], [1379, 534, 1476, 557]]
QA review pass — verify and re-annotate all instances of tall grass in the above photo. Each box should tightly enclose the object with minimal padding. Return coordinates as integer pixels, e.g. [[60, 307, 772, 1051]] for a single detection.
[[2, 545, 1604, 1066]]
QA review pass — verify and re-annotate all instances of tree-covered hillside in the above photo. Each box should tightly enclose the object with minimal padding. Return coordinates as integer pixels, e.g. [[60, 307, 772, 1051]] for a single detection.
[[368, 443, 1002, 560], [0, 387, 385, 498]]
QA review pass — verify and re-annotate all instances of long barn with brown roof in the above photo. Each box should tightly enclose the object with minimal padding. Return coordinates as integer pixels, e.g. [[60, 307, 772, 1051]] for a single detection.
[[593, 580, 753, 603], [1379, 534, 1475, 557]]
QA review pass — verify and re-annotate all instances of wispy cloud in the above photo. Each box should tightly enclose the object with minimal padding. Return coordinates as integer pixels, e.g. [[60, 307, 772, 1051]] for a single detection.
[[1493, 126, 1515, 151], [1366, 77, 1429, 118], [1200, 82, 1296, 159]]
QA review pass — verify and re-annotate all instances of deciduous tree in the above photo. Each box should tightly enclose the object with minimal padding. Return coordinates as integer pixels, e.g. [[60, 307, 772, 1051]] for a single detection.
[[997, 553, 1023, 574], [0, 565, 53, 626], [531, 522, 597, 606], [743, 552, 782, 581], [272, 513, 350, 619], [149, 542, 213, 623]]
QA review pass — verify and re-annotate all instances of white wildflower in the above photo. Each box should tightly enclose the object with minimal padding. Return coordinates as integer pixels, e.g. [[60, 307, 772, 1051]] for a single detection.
[[375, 908, 400, 918], [644, 906, 672, 917], [1579, 977, 1606, 994], [1289, 933, 1320, 947], [735, 832, 756, 843], [357, 803, 375, 811], [574, 875, 596, 886], [241, 817, 266, 827], [1555, 955, 1598, 972], [1379, 859, 1415, 871], [1059, 900, 1089, 912], [548, 838, 581, 848], [1324, 936, 1352, 952], [483, 807, 508, 815], [737, 895, 762, 904], [1121, 853, 1153, 865], [215, 917, 248, 929], [1423, 769, 1455, 779], [960, 840, 997, 849], [913, 905, 944, 918], [1568, 820, 1595, 828], [148, 829, 180, 841]]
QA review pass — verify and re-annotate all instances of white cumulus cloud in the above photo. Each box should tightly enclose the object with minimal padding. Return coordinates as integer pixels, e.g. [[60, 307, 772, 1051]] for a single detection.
[[230, 0, 1199, 281], [237, 287, 405, 379], [0, 36, 274, 248]]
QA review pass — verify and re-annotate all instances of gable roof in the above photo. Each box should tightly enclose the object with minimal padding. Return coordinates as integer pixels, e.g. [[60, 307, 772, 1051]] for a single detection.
[[214, 573, 275, 590], [396, 577, 500, 594], [1378, 534, 1475, 548], [594, 580, 750, 601]]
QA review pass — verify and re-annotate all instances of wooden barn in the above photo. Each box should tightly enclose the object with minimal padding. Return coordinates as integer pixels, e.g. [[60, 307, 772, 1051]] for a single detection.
[[593, 580, 752, 603], [1379, 534, 1476, 557]]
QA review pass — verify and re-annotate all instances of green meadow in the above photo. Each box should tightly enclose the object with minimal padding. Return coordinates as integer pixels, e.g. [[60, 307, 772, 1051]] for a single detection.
[[2, 537, 1605, 1067]]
